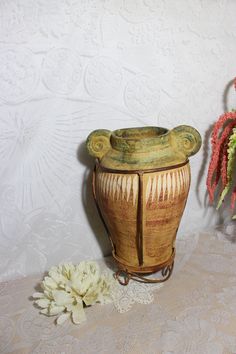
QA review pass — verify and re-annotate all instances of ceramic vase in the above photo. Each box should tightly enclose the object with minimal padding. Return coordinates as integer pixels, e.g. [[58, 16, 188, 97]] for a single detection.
[[86, 126, 201, 283]]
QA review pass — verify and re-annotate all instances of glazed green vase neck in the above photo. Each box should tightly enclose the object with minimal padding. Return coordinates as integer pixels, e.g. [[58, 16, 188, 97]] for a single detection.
[[111, 127, 170, 153], [86, 125, 202, 170]]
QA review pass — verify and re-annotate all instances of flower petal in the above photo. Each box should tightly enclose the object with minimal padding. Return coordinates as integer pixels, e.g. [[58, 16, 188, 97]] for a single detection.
[[71, 303, 86, 324], [40, 308, 49, 315], [32, 292, 45, 299], [35, 298, 50, 308], [48, 305, 65, 316], [61, 263, 75, 279], [42, 276, 58, 290], [49, 267, 67, 284], [83, 289, 99, 306], [96, 274, 114, 304], [56, 312, 71, 325], [52, 290, 73, 306]]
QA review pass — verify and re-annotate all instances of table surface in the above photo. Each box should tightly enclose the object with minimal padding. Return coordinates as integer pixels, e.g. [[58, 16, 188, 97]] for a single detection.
[[1, 228, 236, 354]]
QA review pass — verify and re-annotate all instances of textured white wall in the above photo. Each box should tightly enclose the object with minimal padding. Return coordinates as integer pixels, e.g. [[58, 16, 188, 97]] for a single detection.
[[1, 0, 236, 280]]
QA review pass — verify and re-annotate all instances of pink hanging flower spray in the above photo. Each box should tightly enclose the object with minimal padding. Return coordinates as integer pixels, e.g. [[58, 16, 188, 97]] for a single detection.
[[206, 77, 236, 216]]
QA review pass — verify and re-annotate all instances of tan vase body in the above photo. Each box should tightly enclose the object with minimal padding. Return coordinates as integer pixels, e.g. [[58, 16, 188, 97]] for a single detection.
[[86, 126, 201, 274]]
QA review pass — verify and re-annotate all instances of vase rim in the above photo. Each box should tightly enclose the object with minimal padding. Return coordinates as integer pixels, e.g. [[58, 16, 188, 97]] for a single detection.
[[110, 126, 170, 152], [112, 126, 169, 141]]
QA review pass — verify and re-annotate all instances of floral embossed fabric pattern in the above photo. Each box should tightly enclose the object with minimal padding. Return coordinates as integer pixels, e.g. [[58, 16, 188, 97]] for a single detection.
[[1, 229, 236, 353], [1, 0, 236, 281]]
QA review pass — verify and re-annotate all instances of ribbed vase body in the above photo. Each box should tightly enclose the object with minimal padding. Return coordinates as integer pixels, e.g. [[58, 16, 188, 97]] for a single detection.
[[95, 162, 190, 272]]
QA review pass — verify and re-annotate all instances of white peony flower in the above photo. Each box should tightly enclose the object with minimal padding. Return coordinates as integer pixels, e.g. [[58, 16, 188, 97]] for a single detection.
[[33, 261, 114, 325]]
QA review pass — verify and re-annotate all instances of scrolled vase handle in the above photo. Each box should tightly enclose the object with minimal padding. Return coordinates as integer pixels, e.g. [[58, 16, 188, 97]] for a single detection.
[[86, 129, 111, 160], [172, 125, 202, 158]]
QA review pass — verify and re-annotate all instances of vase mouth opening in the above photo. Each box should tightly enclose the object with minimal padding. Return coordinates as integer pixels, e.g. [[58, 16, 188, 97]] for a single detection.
[[111, 126, 170, 152], [113, 126, 169, 141]]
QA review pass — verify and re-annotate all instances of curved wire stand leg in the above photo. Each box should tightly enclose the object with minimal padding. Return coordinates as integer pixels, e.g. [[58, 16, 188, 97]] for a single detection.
[[114, 262, 174, 286]]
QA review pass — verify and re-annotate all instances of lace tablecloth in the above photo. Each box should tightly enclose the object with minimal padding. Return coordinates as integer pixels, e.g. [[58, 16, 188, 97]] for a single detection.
[[1, 228, 236, 354]]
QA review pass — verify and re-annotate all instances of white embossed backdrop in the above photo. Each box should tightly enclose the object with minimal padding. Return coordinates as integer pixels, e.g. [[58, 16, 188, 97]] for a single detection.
[[1, 0, 236, 281]]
